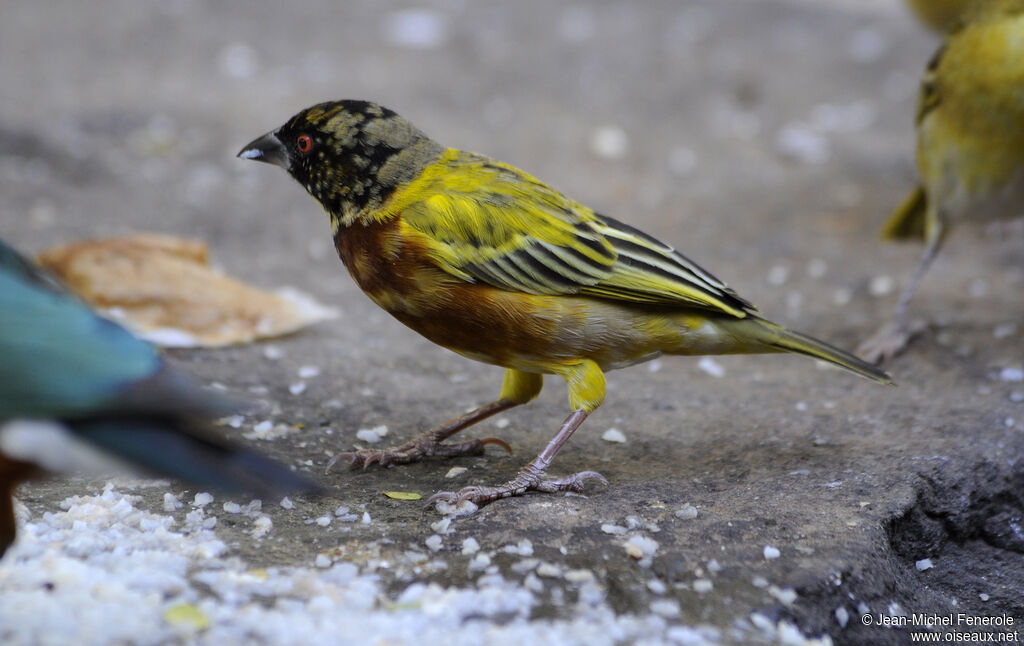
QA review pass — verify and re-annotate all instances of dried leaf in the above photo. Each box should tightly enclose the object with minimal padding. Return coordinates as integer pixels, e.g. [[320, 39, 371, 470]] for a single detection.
[[383, 491, 422, 501], [36, 233, 338, 347]]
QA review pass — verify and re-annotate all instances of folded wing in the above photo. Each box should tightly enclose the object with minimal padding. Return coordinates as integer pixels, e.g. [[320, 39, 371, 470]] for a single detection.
[[397, 151, 755, 318]]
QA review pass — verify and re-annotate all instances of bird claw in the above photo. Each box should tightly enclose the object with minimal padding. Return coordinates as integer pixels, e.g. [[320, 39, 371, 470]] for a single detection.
[[324, 452, 355, 473], [857, 318, 928, 364], [537, 470, 608, 493], [426, 469, 608, 510], [424, 490, 459, 505], [478, 437, 513, 454], [325, 435, 512, 473]]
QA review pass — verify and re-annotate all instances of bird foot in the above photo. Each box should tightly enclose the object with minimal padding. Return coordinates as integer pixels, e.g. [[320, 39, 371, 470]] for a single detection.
[[426, 468, 607, 508], [857, 318, 928, 364], [326, 435, 511, 472]]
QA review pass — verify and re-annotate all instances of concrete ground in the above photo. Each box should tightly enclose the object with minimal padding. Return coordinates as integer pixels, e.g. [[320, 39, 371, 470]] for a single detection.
[[2, 1, 1022, 644]]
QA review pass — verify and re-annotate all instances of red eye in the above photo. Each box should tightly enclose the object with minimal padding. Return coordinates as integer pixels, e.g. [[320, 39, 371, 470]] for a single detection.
[[296, 134, 313, 154]]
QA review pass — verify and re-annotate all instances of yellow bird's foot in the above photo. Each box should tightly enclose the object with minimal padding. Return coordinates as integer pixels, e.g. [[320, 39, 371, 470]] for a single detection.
[[325, 398, 522, 473], [857, 318, 928, 364], [426, 465, 608, 508], [426, 409, 605, 508], [327, 435, 511, 472]]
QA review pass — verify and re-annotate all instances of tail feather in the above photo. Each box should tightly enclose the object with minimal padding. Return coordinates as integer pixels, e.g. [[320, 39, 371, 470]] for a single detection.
[[880, 186, 927, 241], [734, 317, 893, 385], [70, 418, 321, 498]]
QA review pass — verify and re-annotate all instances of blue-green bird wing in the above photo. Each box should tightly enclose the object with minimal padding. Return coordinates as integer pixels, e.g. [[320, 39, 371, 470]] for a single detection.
[[0, 240, 159, 419]]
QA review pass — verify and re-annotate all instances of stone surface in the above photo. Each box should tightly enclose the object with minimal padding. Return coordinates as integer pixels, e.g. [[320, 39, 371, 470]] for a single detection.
[[2, 1, 1023, 644]]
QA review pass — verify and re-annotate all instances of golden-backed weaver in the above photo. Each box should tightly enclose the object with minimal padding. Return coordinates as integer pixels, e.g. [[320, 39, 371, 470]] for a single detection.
[[859, 0, 1024, 362], [239, 100, 891, 507]]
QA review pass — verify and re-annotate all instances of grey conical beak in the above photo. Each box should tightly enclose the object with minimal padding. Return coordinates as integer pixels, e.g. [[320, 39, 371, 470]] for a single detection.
[[237, 132, 289, 169]]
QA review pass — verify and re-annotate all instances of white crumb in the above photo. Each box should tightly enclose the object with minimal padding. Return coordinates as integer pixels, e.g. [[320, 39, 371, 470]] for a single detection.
[[564, 569, 594, 584], [425, 535, 443, 552], [650, 599, 680, 618], [502, 539, 533, 557], [250, 514, 273, 538], [590, 126, 629, 160], [601, 428, 627, 443], [523, 573, 543, 593], [221, 415, 245, 429], [698, 357, 725, 378], [262, 345, 284, 360], [999, 367, 1023, 382], [461, 538, 480, 555], [468, 553, 491, 571], [775, 124, 829, 165], [624, 535, 659, 564], [430, 518, 453, 535], [434, 499, 478, 518], [356, 425, 389, 443], [868, 275, 894, 296], [769, 586, 797, 605], [835, 606, 850, 628], [675, 504, 698, 520], [382, 9, 448, 49]]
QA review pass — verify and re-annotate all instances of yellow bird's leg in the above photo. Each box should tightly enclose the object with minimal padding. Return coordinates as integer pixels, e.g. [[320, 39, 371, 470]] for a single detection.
[[859, 214, 949, 363], [328, 369, 542, 471], [427, 359, 609, 507]]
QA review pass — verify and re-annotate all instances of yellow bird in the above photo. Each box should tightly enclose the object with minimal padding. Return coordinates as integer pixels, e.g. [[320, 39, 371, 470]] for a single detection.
[[860, 0, 1024, 362], [239, 101, 891, 507]]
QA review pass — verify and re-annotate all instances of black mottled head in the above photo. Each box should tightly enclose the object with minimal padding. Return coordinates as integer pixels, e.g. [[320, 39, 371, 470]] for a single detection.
[[238, 100, 444, 224]]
